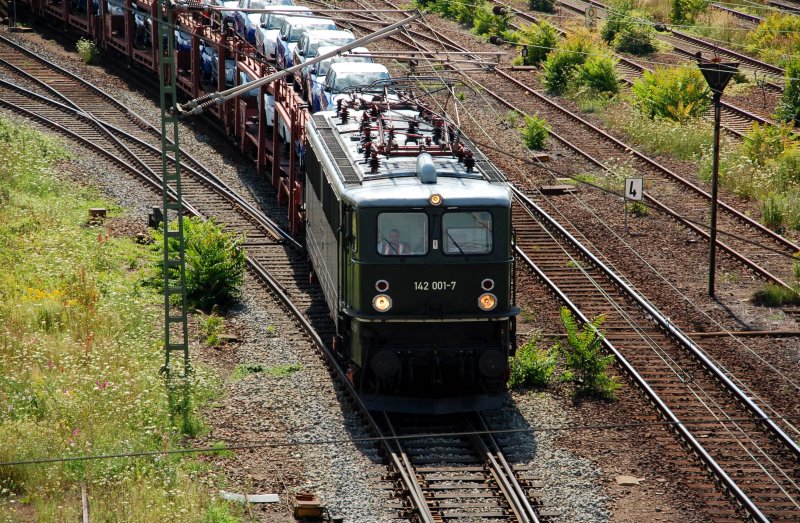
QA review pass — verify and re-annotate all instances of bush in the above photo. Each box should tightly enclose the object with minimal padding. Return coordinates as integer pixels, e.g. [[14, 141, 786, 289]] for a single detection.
[[521, 114, 550, 149], [631, 66, 710, 121], [557, 308, 620, 399], [199, 309, 224, 347], [154, 217, 246, 312], [529, 0, 555, 13], [516, 21, 560, 66], [612, 19, 656, 55], [776, 59, 800, 125], [752, 284, 800, 306], [602, 1, 656, 55], [742, 122, 792, 167], [508, 339, 556, 389], [576, 54, 620, 94], [473, 5, 511, 37], [76, 38, 99, 65], [671, 0, 707, 24], [542, 32, 595, 95], [746, 14, 800, 68]]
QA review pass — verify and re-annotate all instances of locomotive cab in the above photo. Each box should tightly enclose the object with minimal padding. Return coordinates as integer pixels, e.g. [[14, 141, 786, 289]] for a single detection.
[[304, 93, 519, 413]]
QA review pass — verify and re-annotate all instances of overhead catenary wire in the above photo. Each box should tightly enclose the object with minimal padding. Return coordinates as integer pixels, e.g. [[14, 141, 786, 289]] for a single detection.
[[2, 414, 799, 468]]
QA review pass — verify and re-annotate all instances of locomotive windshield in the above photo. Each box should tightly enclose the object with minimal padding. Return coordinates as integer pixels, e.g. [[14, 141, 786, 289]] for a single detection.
[[443, 212, 493, 255], [377, 212, 427, 256]]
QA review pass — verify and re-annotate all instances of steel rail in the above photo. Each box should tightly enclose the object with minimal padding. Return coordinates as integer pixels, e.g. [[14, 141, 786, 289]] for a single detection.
[[511, 188, 777, 522], [710, 3, 763, 24], [467, 413, 541, 523], [0, 38, 302, 249], [492, 68, 800, 252], [512, 185, 800, 458]]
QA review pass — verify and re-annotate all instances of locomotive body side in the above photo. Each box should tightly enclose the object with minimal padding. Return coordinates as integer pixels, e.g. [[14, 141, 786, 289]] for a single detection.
[[305, 106, 518, 413]]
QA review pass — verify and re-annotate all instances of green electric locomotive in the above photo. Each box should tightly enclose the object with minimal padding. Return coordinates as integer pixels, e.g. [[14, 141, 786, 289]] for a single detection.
[[304, 89, 518, 413]]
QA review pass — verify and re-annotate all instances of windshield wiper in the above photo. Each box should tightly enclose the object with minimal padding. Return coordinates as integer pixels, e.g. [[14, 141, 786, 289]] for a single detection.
[[379, 234, 399, 255], [446, 232, 467, 258]]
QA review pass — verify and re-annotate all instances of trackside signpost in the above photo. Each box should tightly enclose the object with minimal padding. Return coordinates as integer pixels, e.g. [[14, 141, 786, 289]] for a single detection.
[[624, 177, 643, 234], [698, 56, 739, 297]]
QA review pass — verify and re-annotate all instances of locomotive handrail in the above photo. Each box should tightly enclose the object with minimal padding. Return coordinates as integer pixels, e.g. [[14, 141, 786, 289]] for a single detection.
[[177, 11, 423, 115], [511, 185, 800, 459]]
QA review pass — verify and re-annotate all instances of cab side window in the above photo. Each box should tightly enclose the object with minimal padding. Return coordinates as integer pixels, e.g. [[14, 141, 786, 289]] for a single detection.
[[377, 212, 428, 256]]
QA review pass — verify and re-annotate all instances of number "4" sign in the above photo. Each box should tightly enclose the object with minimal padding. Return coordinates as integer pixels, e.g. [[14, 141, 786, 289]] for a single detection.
[[625, 178, 643, 201]]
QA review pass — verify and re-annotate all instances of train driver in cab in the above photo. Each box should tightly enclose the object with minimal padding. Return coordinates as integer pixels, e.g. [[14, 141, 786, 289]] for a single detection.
[[378, 228, 410, 255]]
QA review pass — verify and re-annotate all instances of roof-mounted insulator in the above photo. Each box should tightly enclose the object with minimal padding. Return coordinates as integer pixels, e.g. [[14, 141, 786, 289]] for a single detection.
[[370, 104, 380, 118], [406, 118, 419, 144], [363, 141, 372, 161], [370, 151, 380, 174], [340, 106, 349, 125], [432, 118, 443, 145], [455, 144, 465, 163], [464, 150, 475, 173]]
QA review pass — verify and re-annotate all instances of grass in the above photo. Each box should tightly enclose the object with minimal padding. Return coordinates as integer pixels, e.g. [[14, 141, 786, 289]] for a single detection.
[[0, 117, 236, 521], [602, 102, 713, 161], [752, 284, 800, 306]]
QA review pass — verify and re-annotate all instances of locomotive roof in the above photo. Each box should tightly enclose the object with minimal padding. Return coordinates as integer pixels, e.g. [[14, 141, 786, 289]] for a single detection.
[[307, 107, 509, 207]]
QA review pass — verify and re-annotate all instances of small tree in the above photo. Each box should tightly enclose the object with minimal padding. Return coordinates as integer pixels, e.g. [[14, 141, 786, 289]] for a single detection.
[[517, 21, 560, 66], [473, 5, 511, 37], [557, 308, 620, 399], [776, 59, 800, 126], [631, 66, 710, 121], [521, 114, 550, 149], [154, 217, 246, 312]]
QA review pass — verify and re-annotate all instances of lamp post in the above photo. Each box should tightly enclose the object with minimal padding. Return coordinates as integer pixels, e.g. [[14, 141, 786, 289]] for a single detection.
[[698, 56, 738, 297]]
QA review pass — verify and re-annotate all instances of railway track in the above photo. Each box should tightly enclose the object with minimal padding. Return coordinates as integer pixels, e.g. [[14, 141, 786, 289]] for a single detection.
[[5, 14, 800, 522], [333, 7, 800, 290], [310, 3, 800, 520], [0, 30, 554, 522], [512, 188, 800, 522]]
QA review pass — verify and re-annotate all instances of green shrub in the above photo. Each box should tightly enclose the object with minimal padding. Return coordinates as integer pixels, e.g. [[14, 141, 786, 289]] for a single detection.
[[600, 0, 634, 43], [267, 363, 303, 377], [742, 122, 792, 166], [631, 66, 710, 121], [76, 38, 99, 65], [763, 193, 786, 232], [506, 110, 521, 128], [776, 59, 800, 125], [543, 32, 595, 95], [671, 0, 707, 24], [612, 18, 656, 55], [521, 114, 550, 149], [793, 252, 800, 279], [576, 54, 620, 94], [516, 21, 560, 66], [473, 5, 511, 37], [556, 308, 620, 399], [752, 284, 800, 306], [508, 339, 556, 389], [154, 217, 246, 312], [529, 0, 555, 13], [746, 14, 800, 68], [199, 310, 224, 347], [602, 1, 656, 55]]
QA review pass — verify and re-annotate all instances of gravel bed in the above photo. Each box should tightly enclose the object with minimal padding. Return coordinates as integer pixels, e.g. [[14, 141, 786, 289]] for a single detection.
[[5, 13, 798, 523]]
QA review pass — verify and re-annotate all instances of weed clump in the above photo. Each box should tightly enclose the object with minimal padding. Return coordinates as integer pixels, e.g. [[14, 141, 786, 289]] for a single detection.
[[556, 308, 620, 399], [631, 66, 710, 121], [752, 284, 800, 306], [521, 114, 550, 150], [153, 217, 246, 312], [76, 38, 99, 65], [508, 339, 556, 389]]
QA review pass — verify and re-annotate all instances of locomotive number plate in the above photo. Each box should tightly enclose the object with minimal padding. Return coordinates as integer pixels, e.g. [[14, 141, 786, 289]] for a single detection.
[[414, 281, 457, 291]]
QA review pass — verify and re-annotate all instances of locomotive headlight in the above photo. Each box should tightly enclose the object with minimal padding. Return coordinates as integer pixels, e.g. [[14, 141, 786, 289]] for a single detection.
[[478, 293, 497, 311], [373, 294, 392, 312], [429, 194, 442, 206]]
